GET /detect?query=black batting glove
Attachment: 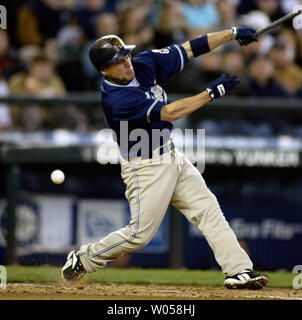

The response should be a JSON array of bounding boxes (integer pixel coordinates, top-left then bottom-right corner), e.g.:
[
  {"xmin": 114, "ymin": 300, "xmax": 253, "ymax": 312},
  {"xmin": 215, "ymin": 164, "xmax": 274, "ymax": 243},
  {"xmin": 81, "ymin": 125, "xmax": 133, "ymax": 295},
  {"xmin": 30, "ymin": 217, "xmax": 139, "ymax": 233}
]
[
  {"xmin": 232, "ymin": 26, "xmax": 258, "ymax": 46},
  {"xmin": 206, "ymin": 74, "xmax": 240, "ymax": 101}
]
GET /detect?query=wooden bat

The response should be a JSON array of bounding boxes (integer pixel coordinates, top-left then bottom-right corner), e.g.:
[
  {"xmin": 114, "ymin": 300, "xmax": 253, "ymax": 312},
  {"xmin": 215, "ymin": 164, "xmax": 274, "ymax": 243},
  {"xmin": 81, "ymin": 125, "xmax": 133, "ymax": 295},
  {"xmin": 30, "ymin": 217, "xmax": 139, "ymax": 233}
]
[{"xmin": 255, "ymin": 10, "xmax": 302, "ymax": 36}]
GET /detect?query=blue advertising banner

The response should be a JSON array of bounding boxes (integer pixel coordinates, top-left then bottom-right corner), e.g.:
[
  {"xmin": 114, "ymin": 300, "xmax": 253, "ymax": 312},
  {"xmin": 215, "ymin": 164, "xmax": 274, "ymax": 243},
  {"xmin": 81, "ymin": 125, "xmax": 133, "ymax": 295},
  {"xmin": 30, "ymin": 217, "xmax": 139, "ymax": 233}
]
[
  {"xmin": 0, "ymin": 195, "xmax": 170, "ymax": 266},
  {"xmin": 183, "ymin": 196, "xmax": 302, "ymax": 271},
  {"xmin": 2, "ymin": 192, "xmax": 300, "ymax": 271},
  {"xmin": 0, "ymin": 195, "xmax": 74, "ymax": 263},
  {"xmin": 77, "ymin": 199, "xmax": 169, "ymax": 254}
]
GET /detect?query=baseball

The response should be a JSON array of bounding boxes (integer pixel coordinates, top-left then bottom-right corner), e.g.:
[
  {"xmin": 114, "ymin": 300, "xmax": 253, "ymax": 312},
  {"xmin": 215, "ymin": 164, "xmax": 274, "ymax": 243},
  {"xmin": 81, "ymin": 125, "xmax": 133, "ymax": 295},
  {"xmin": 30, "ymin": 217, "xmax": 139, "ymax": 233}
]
[{"xmin": 50, "ymin": 169, "xmax": 65, "ymax": 184}]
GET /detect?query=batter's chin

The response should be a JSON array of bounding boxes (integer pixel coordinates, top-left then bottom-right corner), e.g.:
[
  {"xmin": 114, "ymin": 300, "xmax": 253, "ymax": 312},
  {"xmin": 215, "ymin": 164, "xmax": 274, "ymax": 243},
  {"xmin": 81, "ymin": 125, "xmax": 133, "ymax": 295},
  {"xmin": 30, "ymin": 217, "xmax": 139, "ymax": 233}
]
[
  {"xmin": 128, "ymin": 69, "xmax": 135, "ymax": 79},
  {"xmin": 124, "ymin": 71, "xmax": 135, "ymax": 83}
]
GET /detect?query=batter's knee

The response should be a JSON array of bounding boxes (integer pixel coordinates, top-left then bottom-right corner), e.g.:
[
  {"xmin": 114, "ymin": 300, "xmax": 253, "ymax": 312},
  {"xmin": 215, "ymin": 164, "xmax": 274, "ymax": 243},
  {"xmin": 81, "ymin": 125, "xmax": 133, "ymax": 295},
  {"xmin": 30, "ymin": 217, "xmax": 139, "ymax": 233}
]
[
  {"xmin": 132, "ymin": 233, "xmax": 153, "ymax": 249},
  {"xmin": 123, "ymin": 224, "xmax": 154, "ymax": 250}
]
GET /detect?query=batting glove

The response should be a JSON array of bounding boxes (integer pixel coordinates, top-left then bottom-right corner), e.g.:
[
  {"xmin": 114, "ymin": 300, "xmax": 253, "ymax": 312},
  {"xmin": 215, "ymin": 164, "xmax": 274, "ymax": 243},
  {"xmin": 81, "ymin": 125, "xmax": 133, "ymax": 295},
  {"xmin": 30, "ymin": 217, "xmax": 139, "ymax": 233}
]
[
  {"xmin": 232, "ymin": 27, "xmax": 258, "ymax": 46},
  {"xmin": 206, "ymin": 74, "xmax": 240, "ymax": 101}
]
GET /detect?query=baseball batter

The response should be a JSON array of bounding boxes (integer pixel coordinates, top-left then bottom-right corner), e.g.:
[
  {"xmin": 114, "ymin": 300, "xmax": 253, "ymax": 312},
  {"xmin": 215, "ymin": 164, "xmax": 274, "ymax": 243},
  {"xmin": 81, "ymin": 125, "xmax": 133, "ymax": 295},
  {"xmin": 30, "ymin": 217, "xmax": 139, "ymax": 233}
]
[{"xmin": 62, "ymin": 27, "xmax": 269, "ymax": 289}]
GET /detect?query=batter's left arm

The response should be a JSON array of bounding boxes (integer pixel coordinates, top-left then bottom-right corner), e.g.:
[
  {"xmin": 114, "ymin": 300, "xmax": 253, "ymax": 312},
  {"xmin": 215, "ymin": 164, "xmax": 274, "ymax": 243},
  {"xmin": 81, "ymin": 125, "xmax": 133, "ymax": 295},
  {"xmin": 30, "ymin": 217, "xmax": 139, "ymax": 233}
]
[{"xmin": 182, "ymin": 27, "xmax": 257, "ymax": 59}]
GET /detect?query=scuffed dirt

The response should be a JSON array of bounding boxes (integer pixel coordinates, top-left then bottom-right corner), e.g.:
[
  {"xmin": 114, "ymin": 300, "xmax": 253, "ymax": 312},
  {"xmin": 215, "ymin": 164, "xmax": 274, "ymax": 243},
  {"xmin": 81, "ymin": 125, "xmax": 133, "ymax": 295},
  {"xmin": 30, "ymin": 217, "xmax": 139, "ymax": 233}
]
[{"xmin": 0, "ymin": 283, "xmax": 301, "ymax": 300}]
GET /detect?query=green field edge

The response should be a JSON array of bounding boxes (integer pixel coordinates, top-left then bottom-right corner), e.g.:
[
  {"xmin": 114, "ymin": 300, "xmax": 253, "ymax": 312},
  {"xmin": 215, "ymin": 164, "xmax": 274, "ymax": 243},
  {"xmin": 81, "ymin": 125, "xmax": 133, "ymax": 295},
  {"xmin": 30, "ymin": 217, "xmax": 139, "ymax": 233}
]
[{"xmin": 4, "ymin": 266, "xmax": 295, "ymax": 289}]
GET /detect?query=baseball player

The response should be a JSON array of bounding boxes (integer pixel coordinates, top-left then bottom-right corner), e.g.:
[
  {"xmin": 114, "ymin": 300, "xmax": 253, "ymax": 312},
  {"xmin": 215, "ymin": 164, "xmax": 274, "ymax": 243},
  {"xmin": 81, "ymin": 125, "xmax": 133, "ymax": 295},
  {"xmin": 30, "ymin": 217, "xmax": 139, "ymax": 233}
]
[{"xmin": 62, "ymin": 27, "xmax": 269, "ymax": 289}]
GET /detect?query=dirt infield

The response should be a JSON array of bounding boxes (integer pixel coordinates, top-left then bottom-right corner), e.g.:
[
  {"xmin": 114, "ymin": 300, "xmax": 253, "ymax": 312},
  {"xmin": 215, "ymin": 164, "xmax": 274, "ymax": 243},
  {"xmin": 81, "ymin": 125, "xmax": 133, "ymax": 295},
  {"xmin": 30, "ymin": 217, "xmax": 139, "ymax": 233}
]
[{"xmin": 1, "ymin": 283, "xmax": 301, "ymax": 300}]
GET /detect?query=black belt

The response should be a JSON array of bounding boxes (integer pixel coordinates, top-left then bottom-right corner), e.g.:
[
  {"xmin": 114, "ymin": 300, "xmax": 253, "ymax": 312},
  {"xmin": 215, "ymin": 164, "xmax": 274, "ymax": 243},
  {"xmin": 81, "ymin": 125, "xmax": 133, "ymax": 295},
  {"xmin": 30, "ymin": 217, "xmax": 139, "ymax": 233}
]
[{"xmin": 127, "ymin": 141, "xmax": 175, "ymax": 160}]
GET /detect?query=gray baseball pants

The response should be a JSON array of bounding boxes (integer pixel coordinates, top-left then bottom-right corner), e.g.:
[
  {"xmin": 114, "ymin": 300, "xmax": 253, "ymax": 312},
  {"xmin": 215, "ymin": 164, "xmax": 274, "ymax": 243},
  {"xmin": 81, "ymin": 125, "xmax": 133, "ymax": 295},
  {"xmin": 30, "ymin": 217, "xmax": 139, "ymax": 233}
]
[{"xmin": 79, "ymin": 145, "xmax": 253, "ymax": 276}]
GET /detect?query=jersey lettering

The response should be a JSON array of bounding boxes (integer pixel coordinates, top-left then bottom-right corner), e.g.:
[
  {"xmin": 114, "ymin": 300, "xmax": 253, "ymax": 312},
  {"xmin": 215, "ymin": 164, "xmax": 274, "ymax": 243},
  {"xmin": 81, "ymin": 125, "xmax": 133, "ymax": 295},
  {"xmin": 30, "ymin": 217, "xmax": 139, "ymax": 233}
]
[
  {"xmin": 150, "ymin": 85, "xmax": 164, "ymax": 102},
  {"xmin": 151, "ymin": 48, "xmax": 170, "ymax": 54}
]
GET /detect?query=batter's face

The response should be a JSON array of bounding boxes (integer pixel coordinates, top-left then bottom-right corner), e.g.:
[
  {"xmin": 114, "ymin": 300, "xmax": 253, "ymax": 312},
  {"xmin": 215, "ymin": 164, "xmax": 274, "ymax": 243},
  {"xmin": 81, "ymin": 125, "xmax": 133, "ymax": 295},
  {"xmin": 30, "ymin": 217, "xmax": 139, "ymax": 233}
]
[{"xmin": 101, "ymin": 54, "xmax": 135, "ymax": 85}]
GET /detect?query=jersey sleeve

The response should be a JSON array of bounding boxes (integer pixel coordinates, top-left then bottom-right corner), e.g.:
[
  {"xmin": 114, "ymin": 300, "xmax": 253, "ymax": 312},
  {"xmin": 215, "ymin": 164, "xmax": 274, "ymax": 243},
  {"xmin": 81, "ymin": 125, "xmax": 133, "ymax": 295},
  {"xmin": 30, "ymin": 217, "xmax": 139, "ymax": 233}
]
[
  {"xmin": 133, "ymin": 44, "xmax": 189, "ymax": 82},
  {"xmin": 111, "ymin": 90, "xmax": 164, "ymax": 124}
]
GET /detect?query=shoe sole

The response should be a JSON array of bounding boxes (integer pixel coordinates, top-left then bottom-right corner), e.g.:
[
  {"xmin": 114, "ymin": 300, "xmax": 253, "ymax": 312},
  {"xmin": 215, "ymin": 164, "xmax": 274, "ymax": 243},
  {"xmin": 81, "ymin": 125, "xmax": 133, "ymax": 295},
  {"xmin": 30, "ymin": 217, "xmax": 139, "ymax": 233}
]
[{"xmin": 224, "ymin": 275, "xmax": 269, "ymax": 290}]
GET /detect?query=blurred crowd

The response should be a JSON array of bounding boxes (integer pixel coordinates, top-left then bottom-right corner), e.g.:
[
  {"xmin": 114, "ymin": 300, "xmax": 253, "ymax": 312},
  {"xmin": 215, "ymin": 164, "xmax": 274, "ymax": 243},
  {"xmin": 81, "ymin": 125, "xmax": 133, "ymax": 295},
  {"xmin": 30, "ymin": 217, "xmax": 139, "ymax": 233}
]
[{"xmin": 0, "ymin": 0, "xmax": 302, "ymax": 132}]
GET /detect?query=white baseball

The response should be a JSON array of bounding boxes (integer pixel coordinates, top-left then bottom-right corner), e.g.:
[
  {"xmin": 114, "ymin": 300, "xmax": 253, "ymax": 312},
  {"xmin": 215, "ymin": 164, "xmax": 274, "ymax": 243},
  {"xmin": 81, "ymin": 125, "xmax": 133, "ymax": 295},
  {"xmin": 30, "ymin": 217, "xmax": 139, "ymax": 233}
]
[{"xmin": 50, "ymin": 169, "xmax": 65, "ymax": 184}]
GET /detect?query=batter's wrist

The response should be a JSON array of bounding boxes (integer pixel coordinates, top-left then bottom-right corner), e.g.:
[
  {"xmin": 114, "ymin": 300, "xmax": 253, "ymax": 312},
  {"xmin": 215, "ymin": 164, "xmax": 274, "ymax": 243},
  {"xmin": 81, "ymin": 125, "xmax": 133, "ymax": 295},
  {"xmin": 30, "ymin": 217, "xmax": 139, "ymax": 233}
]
[
  {"xmin": 231, "ymin": 27, "xmax": 237, "ymax": 40},
  {"xmin": 206, "ymin": 88, "xmax": 215, "ymax": 101}
]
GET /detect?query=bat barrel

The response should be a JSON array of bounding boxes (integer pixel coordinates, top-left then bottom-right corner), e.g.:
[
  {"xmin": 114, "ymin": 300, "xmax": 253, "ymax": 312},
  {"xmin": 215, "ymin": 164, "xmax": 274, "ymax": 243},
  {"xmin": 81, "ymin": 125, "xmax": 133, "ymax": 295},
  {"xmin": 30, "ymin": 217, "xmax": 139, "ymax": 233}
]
[{"xmin": 255, "ymin": 9, "xmax": 302, "ymax": 36}]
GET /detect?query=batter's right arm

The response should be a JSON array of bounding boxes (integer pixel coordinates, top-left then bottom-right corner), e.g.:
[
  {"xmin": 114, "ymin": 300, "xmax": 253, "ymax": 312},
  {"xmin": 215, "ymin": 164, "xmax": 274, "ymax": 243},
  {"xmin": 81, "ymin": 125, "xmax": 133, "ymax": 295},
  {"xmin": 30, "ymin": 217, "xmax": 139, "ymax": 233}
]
[
  {"xmin": 160, "ymin": 74, "xmax": 240, "ymax": 121},
  {"xmin": 160, "ymin": 91, "xmax": 211, "ymax": 121}
]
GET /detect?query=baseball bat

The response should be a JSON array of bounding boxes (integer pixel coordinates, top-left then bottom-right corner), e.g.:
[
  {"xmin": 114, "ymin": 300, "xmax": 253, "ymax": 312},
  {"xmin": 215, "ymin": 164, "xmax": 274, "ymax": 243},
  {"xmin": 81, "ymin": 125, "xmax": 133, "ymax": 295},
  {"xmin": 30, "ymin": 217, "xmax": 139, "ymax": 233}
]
[{"xmin": 255, "ymin": 10, "xmax": 302, "ymax": 36}]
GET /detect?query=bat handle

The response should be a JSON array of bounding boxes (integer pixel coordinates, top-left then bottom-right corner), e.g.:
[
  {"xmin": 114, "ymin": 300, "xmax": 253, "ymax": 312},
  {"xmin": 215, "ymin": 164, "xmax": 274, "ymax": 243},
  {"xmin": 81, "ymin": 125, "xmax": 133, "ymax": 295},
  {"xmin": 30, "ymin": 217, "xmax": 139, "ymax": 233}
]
[
  {"xmin": 255, "ymin": 29, "xmax": 268, "ymax": 36},
  {"xmin": 255, "ymin": 30, "xmax": 263, "ymax": 36}
]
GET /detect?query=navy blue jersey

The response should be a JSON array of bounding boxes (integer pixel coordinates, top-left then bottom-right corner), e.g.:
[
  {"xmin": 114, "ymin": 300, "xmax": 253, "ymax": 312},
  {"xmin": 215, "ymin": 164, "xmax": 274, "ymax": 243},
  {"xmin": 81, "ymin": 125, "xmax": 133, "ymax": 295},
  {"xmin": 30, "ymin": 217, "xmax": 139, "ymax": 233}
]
[{"xmin": 100, "ymin": 44, "xmax": 189, "ymax": 158}]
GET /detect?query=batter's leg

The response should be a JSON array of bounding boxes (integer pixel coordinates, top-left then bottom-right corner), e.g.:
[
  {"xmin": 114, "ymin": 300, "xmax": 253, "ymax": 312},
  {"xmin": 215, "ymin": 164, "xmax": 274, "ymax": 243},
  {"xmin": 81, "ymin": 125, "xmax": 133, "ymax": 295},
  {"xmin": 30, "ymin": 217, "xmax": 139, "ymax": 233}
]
[
  {"xmin": 170, "ymin": 149, "xmax": 253, "ymax": 276},
  {"xmin": 79, "ymin": 153, "xmax": 179, "ymax": 273}
]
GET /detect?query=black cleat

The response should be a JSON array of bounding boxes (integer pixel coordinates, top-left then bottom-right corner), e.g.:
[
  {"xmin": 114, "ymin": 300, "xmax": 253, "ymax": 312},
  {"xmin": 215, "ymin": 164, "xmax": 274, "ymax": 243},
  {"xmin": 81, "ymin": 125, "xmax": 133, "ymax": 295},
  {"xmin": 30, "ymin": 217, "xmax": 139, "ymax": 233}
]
[
  {"xmin": 61, "ymin": 250, "xmax": 86, "ymax": 282},
  {"xmin": 224, "ymin": 269, "xmax": 269, "ymax": 290}
]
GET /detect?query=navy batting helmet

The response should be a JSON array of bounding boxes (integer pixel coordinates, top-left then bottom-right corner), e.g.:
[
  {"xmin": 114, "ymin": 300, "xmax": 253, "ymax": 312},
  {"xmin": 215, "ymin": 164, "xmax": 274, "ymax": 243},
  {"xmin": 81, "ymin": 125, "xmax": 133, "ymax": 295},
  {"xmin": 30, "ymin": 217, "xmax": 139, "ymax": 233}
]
[{"xmin": 89, "ymin": 35, "xmax": 136, "ymax": 72}]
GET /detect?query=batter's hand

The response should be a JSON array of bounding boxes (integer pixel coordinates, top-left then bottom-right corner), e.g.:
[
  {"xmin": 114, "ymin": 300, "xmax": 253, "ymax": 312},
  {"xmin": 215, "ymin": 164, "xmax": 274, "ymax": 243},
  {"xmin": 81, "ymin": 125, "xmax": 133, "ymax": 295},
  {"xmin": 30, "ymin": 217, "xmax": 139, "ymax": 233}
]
[
  {"xmin": 232, "ymin": 27, "xmax": 258, "ymax": 46},
  {"xmin": 206, "ymin": 74, "xmax": 240, "ymax": 101}
]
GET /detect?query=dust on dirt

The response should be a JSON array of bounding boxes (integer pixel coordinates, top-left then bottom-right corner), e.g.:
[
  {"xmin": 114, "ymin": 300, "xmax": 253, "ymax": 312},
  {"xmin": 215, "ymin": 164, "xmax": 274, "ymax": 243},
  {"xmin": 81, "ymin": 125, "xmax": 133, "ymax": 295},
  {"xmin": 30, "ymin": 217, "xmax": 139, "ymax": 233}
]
[{"xmin": 0, "ymin": 283, "xmax": 301, "ymax": 300}]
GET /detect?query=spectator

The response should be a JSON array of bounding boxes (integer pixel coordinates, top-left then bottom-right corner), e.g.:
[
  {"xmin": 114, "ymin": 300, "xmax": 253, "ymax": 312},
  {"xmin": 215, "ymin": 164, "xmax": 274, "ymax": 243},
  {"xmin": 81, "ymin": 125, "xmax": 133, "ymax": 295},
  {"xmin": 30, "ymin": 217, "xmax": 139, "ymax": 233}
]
[
  {"xmin": 8, "ymin": 54, "xmax": 86, "ymax": 131},
  {"xmin": 0, "ymin": 29, "xmax": 25, "ymax": 80},
  {"xmin": 236, "ymin": 0, "xmax": 257, "ymax": 15},
  {"xmin": 221, "ymin": 50, "xmax": 245, "ymax": 77},
  {"xmin": 3, "ymin": 0, "xmax": 25, "ymax": 47},
  {"xmin": 0, "ymin": 73, "xmax": 12, "ymax": 130},
  {"xmin": 153, "ymin": 0, "xmax": 188, "ymax": 48},
  {"xmin": 210, "ymin": 0, "xmax": 240, "ymax": 51},
  {"xmin": 164, "ymin": 49, "xmax": 225, "ymax": 95},
  {"xmin": 238, "ymin": 10, "xmax": 274, "ymax": 57},
  {"xmin": 295, "ymin": 85, "xmax": 302, "ymax": 98},
  {"xmin": 268, "ymin": 40, "xmax": 302, "ymax": 95},
  {"xmin": 118, "ymin": 4, "xmax": 154, "ymax": 53},
  {"xmin": 161, "ymin": 61, "xmax": 201, "ymax": 95},
  {"xmin": 16, "ymin": 0, "xmax": 72, "ymax": 46},
  {"xmin": 277, "ymin": 28, "xmax": 299, "ymax": 63},
  {"xmin": 213, "ymin": 0, "xmax": 239, "ymax": 30},
  {"xmin": 75, "ymin": 0, "xmax": 113, "ymax": 41},
  {"xmin": 239, "ymin": 9, "xmax": 272, "ymax": 30},
  {"xmin": 221, "ymin": 50, "xmax": 247, "ymax": 96},
  {"xmin": 280, "ymin": 0, "xmax": 302, "ymax": 15},
  {"xmin": 56, "ymin": 13, "xmax": 85, "ymax": 52},
  {"xmin": 180, "ymin": 0, "xmax": 220, "ymax": 37},
  {"xmin": 19, "ymin": 45, "xmax": 42, "ymax": 69},
  {"xmin": 81, "ymin": 12, "xmax": 120, "ymax": 88},
  {"xmin": 19, "ymin": 54, "xmax": 60, "ymax": 98},
  {"xmin": 140, "ymin": 0, "xmax": 160, "ymax": 27},
  {"xmin": 94, "ymin": 12, "xmax": 120, "ymax": 36},
  {"xmin": 55, "ymin": 12, "xmax": 86, "ymax": 91},
  {"xmin": 195, "ymin": 51, "xmax": 224, "ymax": 86},
  {"xmin": 255, "ymin": 0, "xmax": 283, "ymax": 21},
  {"xmin": 245, "ymin": 55, "xmax": 289, "ymax": 97}
]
